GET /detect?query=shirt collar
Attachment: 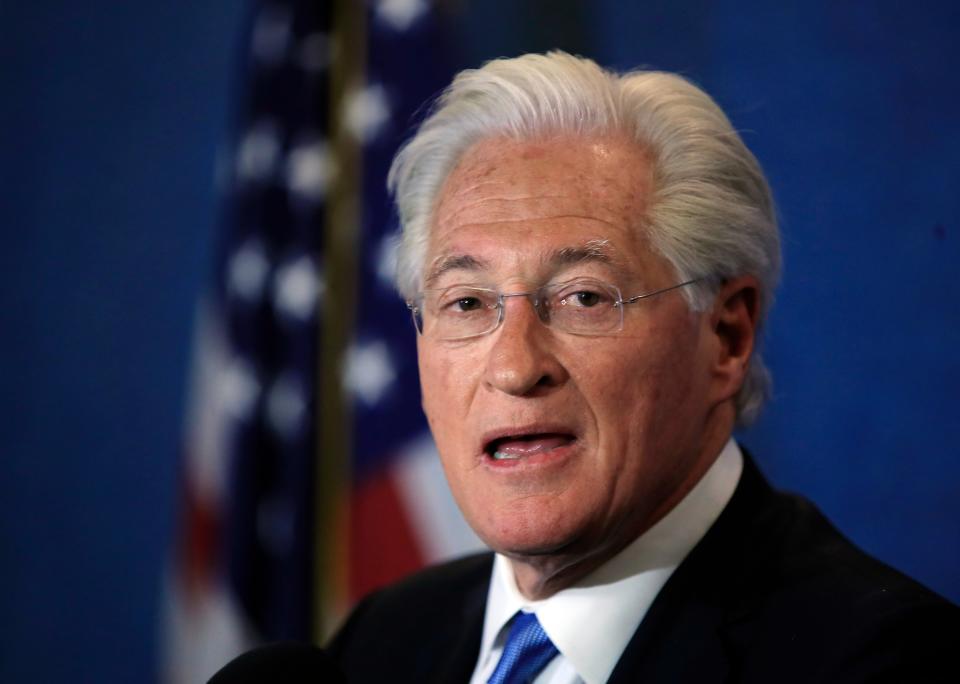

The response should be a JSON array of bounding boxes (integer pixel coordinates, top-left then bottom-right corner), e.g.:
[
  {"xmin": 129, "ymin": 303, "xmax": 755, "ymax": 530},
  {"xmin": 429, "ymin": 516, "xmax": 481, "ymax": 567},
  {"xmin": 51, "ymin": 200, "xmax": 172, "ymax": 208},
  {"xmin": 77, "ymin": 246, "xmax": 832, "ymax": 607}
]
[{"xmin": 477, "ymin": 438, "xmax": 744, "ymax": 684}]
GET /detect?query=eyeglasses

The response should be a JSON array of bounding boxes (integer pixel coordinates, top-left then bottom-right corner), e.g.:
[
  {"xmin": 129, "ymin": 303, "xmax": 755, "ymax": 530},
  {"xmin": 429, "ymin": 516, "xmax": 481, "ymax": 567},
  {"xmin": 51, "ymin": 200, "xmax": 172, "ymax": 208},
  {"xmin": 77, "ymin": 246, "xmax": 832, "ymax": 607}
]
[{"xmin": 408, "ymin": 277, "xmax": 701, "ymax": 341}]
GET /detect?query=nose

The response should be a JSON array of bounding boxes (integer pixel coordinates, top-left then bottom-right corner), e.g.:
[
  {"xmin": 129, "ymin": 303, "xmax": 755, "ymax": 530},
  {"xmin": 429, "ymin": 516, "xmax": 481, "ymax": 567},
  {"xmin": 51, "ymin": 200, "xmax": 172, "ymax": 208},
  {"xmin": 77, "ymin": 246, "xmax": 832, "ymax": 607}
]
[{"xmin": 482, "ymin": 295, "xmax": 568, "ymax": 396}]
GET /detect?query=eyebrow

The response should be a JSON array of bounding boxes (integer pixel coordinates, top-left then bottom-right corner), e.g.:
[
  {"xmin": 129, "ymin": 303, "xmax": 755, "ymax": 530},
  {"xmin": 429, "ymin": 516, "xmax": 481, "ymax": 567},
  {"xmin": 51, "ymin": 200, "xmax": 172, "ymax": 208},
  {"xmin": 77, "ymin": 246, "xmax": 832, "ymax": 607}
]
[
  {"xmin": 552, "ymin": 240, "xmax": 614, "ymax": 269},
  {"xmin": 424, "ymin": 254, "xmax": 488, "ymax": 288},
  {"xmin": 423, "ymin": 239, "xmax": 627, "ymax": 289}
]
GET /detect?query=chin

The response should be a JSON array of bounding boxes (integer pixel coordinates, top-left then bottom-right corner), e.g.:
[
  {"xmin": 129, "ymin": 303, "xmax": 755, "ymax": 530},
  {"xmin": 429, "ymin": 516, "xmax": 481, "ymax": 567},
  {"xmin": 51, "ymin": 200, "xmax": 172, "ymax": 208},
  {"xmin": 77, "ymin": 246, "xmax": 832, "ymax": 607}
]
[
  {"xmin": 473, "ymin": 505, "xmax": 591, "ymax": 559},
  {"xmin": 488, "ymin": 532, "xmax": 572, "ymax": 559}
]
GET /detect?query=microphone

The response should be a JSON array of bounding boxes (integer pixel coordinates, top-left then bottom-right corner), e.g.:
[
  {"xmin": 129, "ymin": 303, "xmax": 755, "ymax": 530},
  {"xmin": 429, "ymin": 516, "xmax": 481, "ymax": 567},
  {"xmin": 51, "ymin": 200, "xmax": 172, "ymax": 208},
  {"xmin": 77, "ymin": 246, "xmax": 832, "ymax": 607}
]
[{"xmin": 207, "ymin": 642, "xmax": 347, "ymax": 683}]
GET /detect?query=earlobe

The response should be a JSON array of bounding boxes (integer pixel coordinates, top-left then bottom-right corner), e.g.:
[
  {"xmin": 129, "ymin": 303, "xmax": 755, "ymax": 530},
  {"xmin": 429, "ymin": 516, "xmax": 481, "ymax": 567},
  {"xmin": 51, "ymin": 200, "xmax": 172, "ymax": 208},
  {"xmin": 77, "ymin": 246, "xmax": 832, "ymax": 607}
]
[{"xmin": 711, "ymin": 276, "xmax": 761, "ymax": 394}]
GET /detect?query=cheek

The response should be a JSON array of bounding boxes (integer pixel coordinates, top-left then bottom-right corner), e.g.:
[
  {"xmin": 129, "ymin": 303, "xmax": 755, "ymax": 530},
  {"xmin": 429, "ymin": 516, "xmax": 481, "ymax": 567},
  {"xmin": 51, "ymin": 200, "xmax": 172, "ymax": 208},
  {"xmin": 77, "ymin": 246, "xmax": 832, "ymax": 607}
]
[
  {"xmin": 586, "ymin": 323, "xmax": 701, "ymax": 444},
  {"xmin": 417, "ymin": 344, "xmax": 477, "ymax": 443}
]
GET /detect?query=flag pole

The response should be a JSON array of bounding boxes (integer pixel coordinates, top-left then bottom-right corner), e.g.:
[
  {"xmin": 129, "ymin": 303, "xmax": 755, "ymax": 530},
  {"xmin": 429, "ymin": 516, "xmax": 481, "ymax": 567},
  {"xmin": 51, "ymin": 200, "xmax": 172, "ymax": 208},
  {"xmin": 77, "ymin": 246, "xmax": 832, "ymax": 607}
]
[{"xmin": 314, "ymin": 0, "xmax": 366, "ymax": 643}]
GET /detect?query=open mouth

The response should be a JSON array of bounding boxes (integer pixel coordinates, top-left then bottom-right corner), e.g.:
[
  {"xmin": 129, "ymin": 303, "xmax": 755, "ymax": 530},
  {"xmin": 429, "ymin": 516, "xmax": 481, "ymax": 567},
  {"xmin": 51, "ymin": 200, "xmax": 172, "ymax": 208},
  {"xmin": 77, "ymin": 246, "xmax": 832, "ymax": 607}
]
[{"xmin": 484, "ymin": 433, "xmax": 576, "ymax": 461}]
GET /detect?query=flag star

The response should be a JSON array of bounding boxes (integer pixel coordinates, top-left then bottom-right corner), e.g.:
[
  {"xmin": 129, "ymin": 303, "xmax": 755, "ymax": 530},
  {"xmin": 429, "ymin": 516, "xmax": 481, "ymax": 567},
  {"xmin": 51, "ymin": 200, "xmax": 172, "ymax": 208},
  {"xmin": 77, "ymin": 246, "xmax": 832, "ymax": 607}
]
[
  {"xmin": 236, "ymin": 121, "xmax": 281, "ymax": 181},
  {"xmin": 228, "ymin": 240, "xmax": 270, "ymax": 301},
  {"xmin": 266, "ymin": 373, "xmax": 306, "ymax": 438},
  {"xmin": 343, "ymin": 341, "xmax": 397, "ymax": 406},
  {"xmin": 297, "ymin": 32, "xmax": 330, "ymax": 72},
  {"xmin": 376, "ymin": 231, "xmax": 400, "ymax": 289},
  {"xmin": 376, "ymin": 0, "xmax": 427, "ymax": 31},
  {"xmin": 285, "ymin": 139, "xmax": 335, "ymax": 202},
  {"xmin": 220, "ymin": 359, "xmax": 261, "ymax": 420},
  {"xmin": 343, "ymin": 84, "xmax": 391, "ymax": 143},
  {"xmin": 252, "ymin": 5, "xmax": 292, "ymax": 63},
  {"xmin": 273, "ymin": 254, "xmax": 323, "ymax": 321}
]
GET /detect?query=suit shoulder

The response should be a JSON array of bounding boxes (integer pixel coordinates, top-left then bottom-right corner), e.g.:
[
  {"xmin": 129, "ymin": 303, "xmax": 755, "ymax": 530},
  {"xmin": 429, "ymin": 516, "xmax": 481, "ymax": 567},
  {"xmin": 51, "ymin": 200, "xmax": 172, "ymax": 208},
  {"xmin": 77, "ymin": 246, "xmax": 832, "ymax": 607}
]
[
  {"xmin": 728, "ymin": 487, "xmax": 960, "ymax": 679},
  {"xmin": 758, "ymin": 490, "xmax": 951, "ymax": 612},
  {"xmin": 327, "ymin": 553, "xmax": 491, "ymax": 651},
  {"xmin": 725, "ymin": 458, "xmax": 951, "ymax": 613},
  {"xmin": 327, "ymin": 553, "xmax": 492, "ymax": 683}
]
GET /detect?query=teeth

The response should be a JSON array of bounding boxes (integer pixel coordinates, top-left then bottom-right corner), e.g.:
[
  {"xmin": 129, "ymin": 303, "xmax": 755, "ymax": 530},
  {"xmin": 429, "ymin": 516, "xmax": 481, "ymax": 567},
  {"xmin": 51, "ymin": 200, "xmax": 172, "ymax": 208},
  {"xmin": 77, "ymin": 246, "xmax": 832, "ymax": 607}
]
[{"xmin": 493, "ymin": 451, "xmax": 521, "ymax": 461}]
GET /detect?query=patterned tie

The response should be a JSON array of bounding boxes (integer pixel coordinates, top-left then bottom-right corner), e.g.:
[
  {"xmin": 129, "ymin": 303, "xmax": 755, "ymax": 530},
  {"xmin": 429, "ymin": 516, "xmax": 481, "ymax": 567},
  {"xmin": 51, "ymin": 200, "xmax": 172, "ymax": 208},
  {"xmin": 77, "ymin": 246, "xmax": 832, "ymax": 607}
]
[{"xmin": 487, "ymin": 612, "xmax": 560, "ymax": 684}]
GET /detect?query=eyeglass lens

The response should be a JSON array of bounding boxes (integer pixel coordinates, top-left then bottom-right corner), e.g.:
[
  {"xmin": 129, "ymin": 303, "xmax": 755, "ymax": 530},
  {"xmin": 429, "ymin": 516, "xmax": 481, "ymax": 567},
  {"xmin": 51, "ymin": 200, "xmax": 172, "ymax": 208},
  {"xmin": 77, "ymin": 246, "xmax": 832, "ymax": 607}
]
[{"xmin": 419, "ymin": 279, "xmax": 624, "ymax": 340}]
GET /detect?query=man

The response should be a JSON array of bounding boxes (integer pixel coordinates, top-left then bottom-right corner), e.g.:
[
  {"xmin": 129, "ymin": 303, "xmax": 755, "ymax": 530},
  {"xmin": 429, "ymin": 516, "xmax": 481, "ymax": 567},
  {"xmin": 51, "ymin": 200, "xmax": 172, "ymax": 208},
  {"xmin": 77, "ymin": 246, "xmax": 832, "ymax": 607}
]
[
  {"xmin": 325, "ymin": 52, "xmax": 958, "ymax": 682},
  {"xmin": 215, "ymin": 52, "xmax": 958, "ymax": 683}
]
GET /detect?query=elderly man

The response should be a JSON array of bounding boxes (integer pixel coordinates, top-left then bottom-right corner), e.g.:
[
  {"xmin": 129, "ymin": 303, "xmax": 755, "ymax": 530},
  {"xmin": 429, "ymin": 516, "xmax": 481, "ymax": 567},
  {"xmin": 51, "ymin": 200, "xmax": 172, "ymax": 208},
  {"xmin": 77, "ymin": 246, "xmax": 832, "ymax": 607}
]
[
  {"xmin": 214, "ymin": 52, "xmax": 958, "ymax": 683},
  {"xmin": 323, "ymin": 52, "xmax": 959, "ymax": 682}
]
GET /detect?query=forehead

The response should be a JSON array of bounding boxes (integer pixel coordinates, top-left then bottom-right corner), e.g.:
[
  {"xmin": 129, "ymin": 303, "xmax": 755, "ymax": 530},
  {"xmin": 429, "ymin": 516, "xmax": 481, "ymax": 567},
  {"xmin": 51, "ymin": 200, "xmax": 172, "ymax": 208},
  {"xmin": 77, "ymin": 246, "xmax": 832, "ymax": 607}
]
[{"xmin": 428, "ymin": 133, "xmax": 658, "ymax": 283}]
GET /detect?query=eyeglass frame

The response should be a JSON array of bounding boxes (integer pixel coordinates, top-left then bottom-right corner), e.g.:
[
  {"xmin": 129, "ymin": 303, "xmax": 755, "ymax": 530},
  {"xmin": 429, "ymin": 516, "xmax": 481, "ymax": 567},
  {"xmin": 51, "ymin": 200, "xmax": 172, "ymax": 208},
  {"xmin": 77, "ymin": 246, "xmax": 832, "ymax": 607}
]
[{"xmin": 407, "ymin": 277, "xmax": 704, "ymax": 341}]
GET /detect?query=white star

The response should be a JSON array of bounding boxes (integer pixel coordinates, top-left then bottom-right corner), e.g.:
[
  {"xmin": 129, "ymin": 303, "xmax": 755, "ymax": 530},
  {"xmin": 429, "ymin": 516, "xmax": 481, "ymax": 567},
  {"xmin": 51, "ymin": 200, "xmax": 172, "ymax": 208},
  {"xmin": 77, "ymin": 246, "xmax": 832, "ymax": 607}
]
[
  {"xmin": 285, "ymin": 139, "xmax": 335, "ymax": 202},
  {"xmin": 376, "ymin": 231, "xmax": 400, "ymax": 289},
  {"xmin": 342, "ymin": 341, "xmax": 397, "ymax": 406},
  {"xmin": 273, "ymin": 254, "xmax": 323, "ymax": 321},
  {"xmin": 252, "ymin": 6, "xmax": 292, "ymax": 63},
  {"xmin": 298, "ymin": 32, "xmax": 329, "ymax": 72},
  {"xmin": 228, "ymin": 240, "xmax": 270, "ymax": 301},
  {"xmin": 376, "ymin": 0, "xmax": 427, "ymax": 31},
  {"xmin": 266, "ymin": 373, "xmax": 306, "ymax": 438},
  {"xmin": 343, "ymin": 84, "xmax": 391, "ymax": 143},
  {"xmin": 237, "ymin": 121, "xmax": 280, "ymax": 181},
  {"xmin": 220, "ymin": 359, "xmax": 261, "ymax": 420}
]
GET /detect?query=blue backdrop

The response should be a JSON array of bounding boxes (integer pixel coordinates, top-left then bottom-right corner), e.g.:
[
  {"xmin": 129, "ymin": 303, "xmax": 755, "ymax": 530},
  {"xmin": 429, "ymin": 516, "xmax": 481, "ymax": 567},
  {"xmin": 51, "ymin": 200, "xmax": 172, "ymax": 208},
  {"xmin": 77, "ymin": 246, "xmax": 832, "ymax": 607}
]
[{"xmin": 1, "ymin": 2, "xmax": 957, "ymax": 682}]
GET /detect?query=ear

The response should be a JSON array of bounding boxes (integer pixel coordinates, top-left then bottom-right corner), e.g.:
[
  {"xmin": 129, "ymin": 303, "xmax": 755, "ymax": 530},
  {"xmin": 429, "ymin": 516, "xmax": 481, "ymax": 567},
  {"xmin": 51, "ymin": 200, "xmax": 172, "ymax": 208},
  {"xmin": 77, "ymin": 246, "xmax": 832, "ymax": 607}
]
[{"xmin": 708, "ymin": 275, "xmax": 761, "ymax": 401}]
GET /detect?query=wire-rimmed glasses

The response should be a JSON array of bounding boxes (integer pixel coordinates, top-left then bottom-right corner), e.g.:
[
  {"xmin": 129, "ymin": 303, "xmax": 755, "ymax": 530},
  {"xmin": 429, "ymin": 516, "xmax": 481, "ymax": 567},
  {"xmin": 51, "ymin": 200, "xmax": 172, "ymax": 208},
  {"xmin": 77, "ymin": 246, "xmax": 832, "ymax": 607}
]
[{"xmin": 408, "ymin": 277, "xmax": 701, "ymax": 341}]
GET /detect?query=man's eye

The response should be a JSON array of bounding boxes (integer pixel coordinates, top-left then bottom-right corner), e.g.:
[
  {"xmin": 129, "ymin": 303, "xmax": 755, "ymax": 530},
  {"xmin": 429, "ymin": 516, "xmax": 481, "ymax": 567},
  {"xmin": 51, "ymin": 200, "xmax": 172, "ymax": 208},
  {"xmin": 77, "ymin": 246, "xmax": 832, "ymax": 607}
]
[
  {"xmin": 454, "ymin": 297, "xmax": 482, "ymax": 312},
  {"xmin": 564, "ymin": 290, "xmax": 604, "ymax": 307}
]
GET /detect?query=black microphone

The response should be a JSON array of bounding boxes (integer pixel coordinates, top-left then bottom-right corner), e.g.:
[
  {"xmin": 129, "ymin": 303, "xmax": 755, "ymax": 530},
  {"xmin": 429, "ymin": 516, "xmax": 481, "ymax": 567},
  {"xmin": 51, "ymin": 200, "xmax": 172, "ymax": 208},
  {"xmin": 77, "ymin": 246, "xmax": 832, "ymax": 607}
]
[{"xmin": 207, "ymin": 642, "xmax": 347, "ymax": 684}]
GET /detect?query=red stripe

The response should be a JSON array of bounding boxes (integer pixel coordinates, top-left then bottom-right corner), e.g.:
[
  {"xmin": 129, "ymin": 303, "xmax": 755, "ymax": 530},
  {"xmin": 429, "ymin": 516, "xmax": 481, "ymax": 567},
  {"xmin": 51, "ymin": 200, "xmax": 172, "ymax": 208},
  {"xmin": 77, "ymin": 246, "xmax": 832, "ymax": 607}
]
[
  {"xmin": 349, "ymin": 466, "xmax": 426, "ymax": 602},
  {"xmin": 174, "ymin": 463, "xmax": 221, "ymax": 601}
]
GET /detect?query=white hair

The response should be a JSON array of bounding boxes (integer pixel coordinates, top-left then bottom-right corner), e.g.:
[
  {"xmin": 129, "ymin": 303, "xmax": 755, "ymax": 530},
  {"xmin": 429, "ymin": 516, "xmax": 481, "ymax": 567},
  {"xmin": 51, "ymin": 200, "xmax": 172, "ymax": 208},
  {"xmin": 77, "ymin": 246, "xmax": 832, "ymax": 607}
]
[{"xmin": 388, "ymin": 51, "xmax": 781, "ymax": 425}]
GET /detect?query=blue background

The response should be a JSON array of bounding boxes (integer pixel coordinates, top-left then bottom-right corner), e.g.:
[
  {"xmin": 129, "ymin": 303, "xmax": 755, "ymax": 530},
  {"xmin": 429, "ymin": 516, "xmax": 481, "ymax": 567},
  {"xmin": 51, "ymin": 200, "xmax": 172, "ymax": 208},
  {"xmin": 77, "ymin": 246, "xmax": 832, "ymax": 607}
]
[{"xmin": 2, "ymin": 1, "xmax": 957, "ymax": 681}]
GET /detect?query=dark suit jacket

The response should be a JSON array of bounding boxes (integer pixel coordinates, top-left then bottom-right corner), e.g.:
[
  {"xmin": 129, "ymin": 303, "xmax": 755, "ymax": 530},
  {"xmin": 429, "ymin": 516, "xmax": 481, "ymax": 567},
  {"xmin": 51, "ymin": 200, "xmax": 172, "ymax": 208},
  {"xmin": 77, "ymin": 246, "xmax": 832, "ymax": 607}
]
[{"xmin": 328, "ymin": 455, "xmax": 959, "ymax": 682}]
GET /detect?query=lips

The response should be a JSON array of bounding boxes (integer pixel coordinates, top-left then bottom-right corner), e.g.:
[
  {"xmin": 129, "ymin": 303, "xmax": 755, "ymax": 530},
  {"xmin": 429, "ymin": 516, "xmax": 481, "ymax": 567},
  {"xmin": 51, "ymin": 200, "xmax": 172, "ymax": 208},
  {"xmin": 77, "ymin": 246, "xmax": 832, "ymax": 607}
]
[{"xmin": 483, "ymin": 430, "xmax": 577, "ymax": 462}]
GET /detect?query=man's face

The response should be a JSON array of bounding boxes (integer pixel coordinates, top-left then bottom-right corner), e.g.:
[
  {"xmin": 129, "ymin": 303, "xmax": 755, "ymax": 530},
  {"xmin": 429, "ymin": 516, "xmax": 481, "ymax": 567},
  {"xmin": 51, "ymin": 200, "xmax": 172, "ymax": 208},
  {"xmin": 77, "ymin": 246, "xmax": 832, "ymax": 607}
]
[{"xmin": 418, "ymin": 134, "xmax": 724, "ymax": 583}]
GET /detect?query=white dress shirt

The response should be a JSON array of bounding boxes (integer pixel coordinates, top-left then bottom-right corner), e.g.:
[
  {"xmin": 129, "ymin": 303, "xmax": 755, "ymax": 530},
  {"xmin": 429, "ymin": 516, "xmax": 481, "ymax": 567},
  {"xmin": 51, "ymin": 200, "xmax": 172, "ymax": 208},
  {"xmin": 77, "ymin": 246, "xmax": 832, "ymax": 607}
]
[{"xmin": 469, "ymin": 439, "xmax": 744, "ymax": 684}]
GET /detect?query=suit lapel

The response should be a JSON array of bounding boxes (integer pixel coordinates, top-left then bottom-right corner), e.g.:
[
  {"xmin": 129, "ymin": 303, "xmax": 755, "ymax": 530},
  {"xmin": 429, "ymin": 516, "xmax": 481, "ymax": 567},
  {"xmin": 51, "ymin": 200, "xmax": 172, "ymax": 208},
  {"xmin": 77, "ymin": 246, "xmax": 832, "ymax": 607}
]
[
  {"xmin": 608, "ymin": 453, "xmax": 776, "ymax": 683},
  {"xmin": 432, "ymin": 556, "xmax": 491, "ymax": 683},
  {"xmin": 607, "ymin": 595, "xmax": 730, "ymax": 683}
]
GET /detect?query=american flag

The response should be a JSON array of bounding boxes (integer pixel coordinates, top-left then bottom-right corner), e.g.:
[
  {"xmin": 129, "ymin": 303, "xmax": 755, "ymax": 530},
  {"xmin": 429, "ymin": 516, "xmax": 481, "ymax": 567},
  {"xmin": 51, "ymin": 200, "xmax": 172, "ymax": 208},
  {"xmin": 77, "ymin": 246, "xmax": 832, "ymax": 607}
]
[{"xmin": 163, "ymin": 1, "xmax": 482, "ymax": 681}]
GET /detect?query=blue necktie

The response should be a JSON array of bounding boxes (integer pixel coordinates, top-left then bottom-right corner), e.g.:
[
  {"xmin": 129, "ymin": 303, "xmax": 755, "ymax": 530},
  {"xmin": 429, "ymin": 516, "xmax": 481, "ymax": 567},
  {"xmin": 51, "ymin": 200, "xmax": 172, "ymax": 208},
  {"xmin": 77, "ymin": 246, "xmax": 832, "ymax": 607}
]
[{"xmin": 487, "ymin": 612, "xmax": 560, "ymax": 684}]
